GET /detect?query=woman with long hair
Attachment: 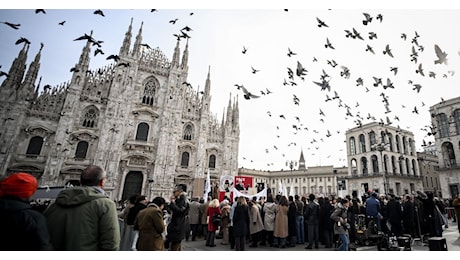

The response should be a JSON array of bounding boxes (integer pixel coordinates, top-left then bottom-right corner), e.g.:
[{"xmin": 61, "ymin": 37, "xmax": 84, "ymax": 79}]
[{"xmin": 232, "ymin": 196, "xmax": 249, "ymax": 251}]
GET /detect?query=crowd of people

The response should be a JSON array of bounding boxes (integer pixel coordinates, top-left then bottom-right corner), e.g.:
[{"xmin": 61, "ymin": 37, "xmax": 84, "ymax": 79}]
[{"xmin": 1, "ymin": 166, "xmax": 460, "ymax": 251}]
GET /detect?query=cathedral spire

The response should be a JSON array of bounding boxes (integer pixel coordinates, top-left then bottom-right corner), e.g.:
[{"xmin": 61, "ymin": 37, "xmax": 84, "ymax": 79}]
[
  {"xmin": 181, "ymin": 38, "xmax": 189, "ymax": 70},
  {"xmin": 0, "ymin": 42, "xmax": 29, "ymax": 90},
  {"xmin": 299, "ymin": 148, "xmax": 306, "ymax": 170},
  {"xmin": 22, "ymin": 43, "xmax": 43, "ymax": 98},
  {"xmin": 132, "ymin": 21, "xmax": 143, "ymax": 57},
  {"xmin": 232, "ymin": 95, "xmax": 239, "ymax": 129},
  {"xmin": 76, "ymin": 31, "xmax": 92, "ymax": 73},
  {"xmin": 204, "ymin": 66, "xmax": 211, "ymax": 96},
  {"xmin": 119, "ymin": 18, "xmax": 133, "ymax": 57},
  {"xmin": 226, "ymin": 93, "xmax": 232, "ymax": 126},
  {"xmin": 171, "ymin": 39, "xmax": 181, "ymax": 68}
]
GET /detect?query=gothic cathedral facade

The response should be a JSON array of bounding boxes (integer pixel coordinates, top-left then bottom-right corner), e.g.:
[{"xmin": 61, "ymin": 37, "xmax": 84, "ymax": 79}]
[{"xmin": 0, "ymin": 19, "xmax": 240, "ymax": 201}]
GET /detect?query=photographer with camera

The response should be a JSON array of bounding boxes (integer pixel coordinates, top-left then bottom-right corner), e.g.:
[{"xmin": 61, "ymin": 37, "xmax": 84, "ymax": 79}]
[{"xmin": 330, "ymin": 198, "xmax": 350, "ymax": 251}]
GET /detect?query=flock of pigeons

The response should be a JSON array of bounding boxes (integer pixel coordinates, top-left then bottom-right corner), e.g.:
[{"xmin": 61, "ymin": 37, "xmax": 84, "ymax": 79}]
[{"xmin": 0, "ymin": 10, "xmax": 457, "ymax": 170}]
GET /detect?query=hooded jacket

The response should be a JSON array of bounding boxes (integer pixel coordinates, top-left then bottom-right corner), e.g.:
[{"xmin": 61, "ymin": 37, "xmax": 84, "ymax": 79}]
[
  {"xmin": 0, "ymin": 196, "xmax": 52, "ymax": 250},
  {"xmin": 44, "ymin": 186, "xmax": 120, "ymax": 250}
]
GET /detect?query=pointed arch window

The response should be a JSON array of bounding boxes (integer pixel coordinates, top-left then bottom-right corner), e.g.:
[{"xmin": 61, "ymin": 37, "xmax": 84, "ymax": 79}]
[
  {"xmin": 135, "ymin": 122, "xmax": 149, "ymax": 141},
  {"xmin": 181, "ymin": 152, "xmax": 190, "ymax": 168},
  {"xmin": 82, "ymin": 107, "xmax": 98, "ymax": 128},
  {"xmin": 209, "ymin": 154, "xmax": 216, "ymax": 169},
  {"xmin": 142, "ymin": 79, "xmax": 156, "ymax": 106},
  {"xmin": 183, "ymin": 124, "xmax": 193, "ymax": 140},
  {"xmin": 26, "ymin": 136, "xmax": 43, "ymax": 157},
  {"xmin": 75, "ymin": 141, "xmax": 88, "ymax": 160}
]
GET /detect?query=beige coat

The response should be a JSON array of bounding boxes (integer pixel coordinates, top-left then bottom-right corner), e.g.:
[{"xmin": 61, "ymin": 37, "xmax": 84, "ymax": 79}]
[
  {"xmin": 249, "ymin": 203, "xmax": 264, "ymax": 235},
  {"xmin": 134, "ymin": 204, "xmax": 165, "ymax": 251},
  {"xmin": 273, "ymin": 204, "xmax": 288, "ymax": 238}
]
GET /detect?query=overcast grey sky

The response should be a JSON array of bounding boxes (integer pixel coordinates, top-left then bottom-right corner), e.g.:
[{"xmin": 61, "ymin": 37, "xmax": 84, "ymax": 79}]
[{"xmin": 1, "ymin": 1, "xmax": 460, "ymax": 172}]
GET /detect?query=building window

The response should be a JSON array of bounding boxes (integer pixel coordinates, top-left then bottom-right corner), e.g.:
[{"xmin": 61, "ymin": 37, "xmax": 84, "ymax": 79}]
[
  {"xmin": 361, "ymin": 157, "xmax": 368, "ymax": 175},
  {"xmin": 142, "ymin": 79, "xmax": 156, "ymax": 106},
  {"xmin": 437, "ymin": 113, "xmax": 449, "ymax": 138},
  {"xmin": 412, "ymin": 159, "xmax": 417, "ymax": 176},
  {"xmin": 391, "ymin": 156, "xmax": 397, "ymax": 175},
  {"xmin": 209, "ymin": 154, "xmax": 216, "ymax": 169},
  {"xmin": 371, "ymin": 155, "xmax": 379, "ymax": 173},
  {"xmin": 359, "ymin": 134, "xmax": 366, "ymax": 153},
  {"xmin": 349, "ymin": 137, "xmax": 356, "ymax": 155},
  {"xmin": 455, "ymin": 109, "xmax": 460, "ymax": 135},
  {"xmin": 82, "ymin": 107, "xmax": 98, "ymax": 128},
  {"xmin": 369, "ymin": 131, "xmax": 377, "ymax": 147},
  {"xmin": 183, "ymin": 124, "xmax": 193, "ymax": 140},
  {"xmin": 26, "ymin": 136, "xmax": 43, "ymax": 156},
  {"xmin": 75, "ymin": 141, "xmax": 88, "ymax": 159},
  {"xmin": 402, "ymin": 136, "xmax": 408, "ymax": 154},
  {"xmin": 405, "ymin": 158, "xmax": 410, "ymax": 175},
  {"xmin": 441, "ymin": 142, "xmax": 456, "ymax": 168},
  {"xmin": 395, "ymin": 135, "xmax": 401, "ymax": 153},
  {"xmin": 135, "ymin": 122, "xmax": 149, "ymax": 141},
  {"xmin": 181, "ymin": 152, "xmax": 190, "ymax": 168},
  {"xmin": 387, "ymin": 133, "xmax": 394, "ymax": 152}
]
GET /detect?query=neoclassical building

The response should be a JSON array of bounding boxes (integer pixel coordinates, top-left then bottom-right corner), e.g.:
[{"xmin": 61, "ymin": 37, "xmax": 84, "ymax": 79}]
[
  {"xmin": 429, "ymin": 96, "xmax": 460, "ymax": 197},
  {"xmin": 0, "ymin": 19, "xmax": 240, "ymax": 201},
  {"xmin": 345, "ymin": 122, "xmax": 423, "ymax": 196},
  {"xmin": 238, "ymin": 150, "xmax": 349, "ymax": 198}
]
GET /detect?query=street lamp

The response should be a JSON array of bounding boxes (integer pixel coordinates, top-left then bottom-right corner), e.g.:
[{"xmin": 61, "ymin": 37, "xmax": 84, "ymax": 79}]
[
  {"xmin": 372, "ymin": 142, "xmax": 389, "ymax": 194},
  {"xmin": 286, "ymin": 160, "xmax": 297, "ymax": 196}
]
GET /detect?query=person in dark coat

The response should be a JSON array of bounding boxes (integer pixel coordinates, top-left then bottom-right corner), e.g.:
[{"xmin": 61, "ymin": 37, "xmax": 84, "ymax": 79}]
[
  {"xmin": 422, "ymin": 191, "xmax": 436, "ymax": 237},
  {"xmin": 134, "ymin": 196, "xmax": 166, "ymax": 251},
  {"xmin": 127, "ymin": 195, "xmax": 148, "ymax": 250},
  {"xmin": 304, "ymin": 193, "xmax": 320, "ymax": 249},
  {"xmin": 319, "ymin": 197, "xmax": 334, "ymax": 248},
  {"xmin": 402, "ymin": 195, "xmax": 415, "ymax": 237},
  {"xmin": 287, "ymin": 195, "xmax": 297, "ymax": 247},
  {"xmin": 232, "ymin": 196, "xmax": 250, "ymax": 251},
  {"xmin": 386, "ymin": 194, "xmax": 403, "ymax": 237},
  {"xmin": 167, "ymin": 184, "xmax": 190, "ymax": 250},
  {"xmin": 0, "ymin": 172, "xmax": 52, "ymax": 250}
]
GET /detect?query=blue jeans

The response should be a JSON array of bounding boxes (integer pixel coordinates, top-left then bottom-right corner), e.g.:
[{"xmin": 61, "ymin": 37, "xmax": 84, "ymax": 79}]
[
  {"xmin": 336, "ymin": 233, "xmax": 349, "ymax": 251},
  {"xmin": 296, "ymin": 215, "xmax": 305, "ymax": 243}
]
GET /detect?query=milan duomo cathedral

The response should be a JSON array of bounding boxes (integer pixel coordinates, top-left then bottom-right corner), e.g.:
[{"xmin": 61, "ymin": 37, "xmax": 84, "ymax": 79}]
[{"xmin": 0, "ymin": 19, "xmax": 240, "ymax": 201}]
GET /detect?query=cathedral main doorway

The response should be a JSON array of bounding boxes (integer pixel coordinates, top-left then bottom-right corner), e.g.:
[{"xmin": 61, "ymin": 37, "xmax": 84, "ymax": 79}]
[{"xmin": 121, "ymin": 171, "xmax": 143, "ymax": 201}]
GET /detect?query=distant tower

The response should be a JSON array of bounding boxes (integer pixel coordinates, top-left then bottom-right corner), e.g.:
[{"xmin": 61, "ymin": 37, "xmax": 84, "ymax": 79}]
[{"xmin": 299, "ymin": 148, "xmax": 306, "ymax": 170}]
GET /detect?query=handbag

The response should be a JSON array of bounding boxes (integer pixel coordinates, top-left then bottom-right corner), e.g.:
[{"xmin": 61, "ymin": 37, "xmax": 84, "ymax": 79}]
[{"xmin": 212, "ymin": 213, "xmax": 221, "ymax": 225}]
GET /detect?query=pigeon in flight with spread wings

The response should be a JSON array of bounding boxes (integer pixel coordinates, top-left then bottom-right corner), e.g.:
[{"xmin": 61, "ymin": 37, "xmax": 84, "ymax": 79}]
[
  {"xmin": 296, "ymin": 61, "xmax": 307, "ymax": 77},
  {"xmin": 239, "ymin": 85, "xmax": 260, "ymax": 100},
  {"xmin": 2, "ymin": 21, "xmax": 20, "ymax": 30},
  {"xmin": 383, "ymin": 44, "xmax": 394, "ymax": 57},
  {"xmin": 434, "ymin": 44, "xmax": 448, "ymax": 65},
  {"xmin": 93, "ymin": 9, "xmax": 105, "ymax": 17},
  {"xmin": 324, "ymin": 38, "xmax": 335, "ymax": 49},
  {"xmin": 416, "ymin": 63, "xmax": 425, "ymax": 76},
  {"xmin": 362, "ymin": 13, "xmax": 373, "ymax": 25},
  {"xmin": 316, "ymin": 17, "xmax": 328, "ymax": 27},
  {"xmin": 287, "ymin": 48, "xmax": 297, "ymax": 57},
  {"xmin": 313, "ymin": 79, "xmax": 331, "ymax": 92},
  {"xmin": 365, "ymin": 45, "xmax": 375, "ymax": 54}
]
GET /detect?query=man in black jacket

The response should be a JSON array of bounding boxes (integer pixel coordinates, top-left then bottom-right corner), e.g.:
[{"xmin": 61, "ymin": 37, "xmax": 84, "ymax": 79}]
[
  {"xmin": 167, "ymin": 184, "xmax": 190, "ymax": 250},
  {"xmin": 0, "ymin": 172, "xmax": 52, "ymax": 250}
]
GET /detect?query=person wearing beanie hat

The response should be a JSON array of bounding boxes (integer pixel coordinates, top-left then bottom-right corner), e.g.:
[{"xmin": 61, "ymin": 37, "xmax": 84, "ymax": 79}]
[
  {"xmin": 44, "ymin": 165, "xmax": 120, "ymax": 250},
  {"xmin": 0, "ymin": 172, "xmax": 52, "ymax": 250}
]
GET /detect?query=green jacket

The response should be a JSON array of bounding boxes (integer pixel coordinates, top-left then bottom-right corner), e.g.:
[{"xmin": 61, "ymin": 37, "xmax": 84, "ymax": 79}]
[{"xmin": 44, "ymin": 186, "xmax": 120, "ymax": 250}]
